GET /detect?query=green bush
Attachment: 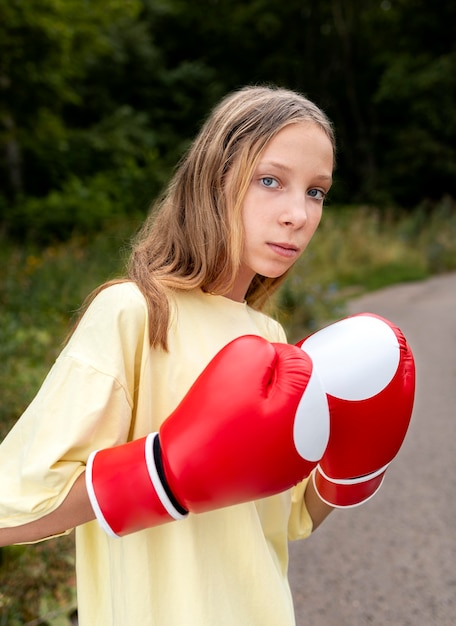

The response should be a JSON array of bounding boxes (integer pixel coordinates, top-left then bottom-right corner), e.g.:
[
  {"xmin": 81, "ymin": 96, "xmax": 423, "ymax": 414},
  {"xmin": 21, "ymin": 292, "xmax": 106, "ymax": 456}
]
[{"xmin": 3, "ymin": 154, "xmax": 166, "ymax": 244}]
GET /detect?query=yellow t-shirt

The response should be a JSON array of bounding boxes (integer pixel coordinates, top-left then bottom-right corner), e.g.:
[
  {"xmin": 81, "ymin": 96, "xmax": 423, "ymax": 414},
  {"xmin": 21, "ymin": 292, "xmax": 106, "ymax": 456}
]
[{"xmin": 0, "ymin": 283, "xmax": 313, "ymax": 626}]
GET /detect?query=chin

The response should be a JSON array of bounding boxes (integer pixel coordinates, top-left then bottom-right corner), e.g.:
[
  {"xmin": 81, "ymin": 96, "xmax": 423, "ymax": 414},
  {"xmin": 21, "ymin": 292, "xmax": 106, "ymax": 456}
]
[
  {"xmin": 262, "ymin": 265, "xmax": 294, "ymax": 279},
  {"xmin": 258, "ymin": 270, "xmax": 290, "ymax": 281}
]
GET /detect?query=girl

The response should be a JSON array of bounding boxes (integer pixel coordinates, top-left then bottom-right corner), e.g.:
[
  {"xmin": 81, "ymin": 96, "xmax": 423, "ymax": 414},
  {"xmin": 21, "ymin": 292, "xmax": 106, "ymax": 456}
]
[{"xmin": 0, "ymin": 85, "xmax": 335, "ymax": 625}]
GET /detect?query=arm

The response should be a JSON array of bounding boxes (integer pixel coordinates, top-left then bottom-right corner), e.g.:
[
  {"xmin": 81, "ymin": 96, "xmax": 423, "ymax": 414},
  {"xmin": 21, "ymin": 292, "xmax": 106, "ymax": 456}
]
[
  {"xmin": 87, "ymin": 337, "xmax": 330, "ymax": 537},
  {"xmin": 2, "ymin": 337, "xmax": 329, "ymax": 542},
  {"xmin": 0, "ymin": 469, "xmax": 334, "ymax": 546},
  {"xmin": 304, "ymin": 477, "xmax": 333, "ymax": 531},
  {"xmin": 0, "ymin": 473, "xmax": 94, "ymax": 547}
]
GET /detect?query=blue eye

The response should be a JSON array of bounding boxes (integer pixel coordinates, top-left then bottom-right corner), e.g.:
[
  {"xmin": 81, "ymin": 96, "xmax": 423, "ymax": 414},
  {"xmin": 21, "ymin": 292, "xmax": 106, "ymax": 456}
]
[
  {"xmin": 308, "ymin": 188, "xmax": 326, "ymax": 200},
  {"xmin": 260, "ymin": 177, "xmax": 279, "ymax": 188}
]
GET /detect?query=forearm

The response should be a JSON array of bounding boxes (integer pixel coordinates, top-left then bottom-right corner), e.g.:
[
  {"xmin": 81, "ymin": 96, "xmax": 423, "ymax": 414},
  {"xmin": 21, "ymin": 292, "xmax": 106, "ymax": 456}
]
[
  {"xmin": 304, "ymin": 475, "xmax": 333, "ymax": 531},
  {"xmin": 0, "ymin": 473, "xmax": 95, "ymax": 547},
  {"xmin": 0, "ymin": 468, "xmax": 332, "ymax": 546}
]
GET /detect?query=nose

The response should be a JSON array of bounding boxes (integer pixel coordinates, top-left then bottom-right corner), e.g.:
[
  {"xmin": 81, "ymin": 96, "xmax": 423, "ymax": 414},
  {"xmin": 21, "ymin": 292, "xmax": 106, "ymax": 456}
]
[{"xmin": 280, "ymin": 193, "xmax": 308, "ymax": 229}]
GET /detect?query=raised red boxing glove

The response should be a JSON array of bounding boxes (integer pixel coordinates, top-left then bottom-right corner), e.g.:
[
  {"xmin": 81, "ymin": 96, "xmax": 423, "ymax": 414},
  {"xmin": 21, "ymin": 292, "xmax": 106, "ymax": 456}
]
[
  {"xmin": 86, "ymin": 335, "xmax": 330, "ymax": 536},
  {"xmin": 297, "ymin": 313, "xmax": 415, "ymax": 508}
]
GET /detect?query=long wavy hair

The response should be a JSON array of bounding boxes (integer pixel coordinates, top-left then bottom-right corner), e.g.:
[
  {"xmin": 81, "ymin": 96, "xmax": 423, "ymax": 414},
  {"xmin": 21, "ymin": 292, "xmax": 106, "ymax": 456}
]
[{"xmin": 80, "ymin": 85, "xmax": 335, "ymax": 350}]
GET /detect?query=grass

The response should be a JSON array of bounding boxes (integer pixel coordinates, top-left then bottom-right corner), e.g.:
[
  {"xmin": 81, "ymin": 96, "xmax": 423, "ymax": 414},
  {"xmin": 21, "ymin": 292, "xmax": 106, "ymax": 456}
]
[
  {"xmin": 0, "ymin": 536, "xmax": 77, "ymax": 626},
  {"xmin": 1, "ymin": 199, "xmax": 455, "ymax": 623}
]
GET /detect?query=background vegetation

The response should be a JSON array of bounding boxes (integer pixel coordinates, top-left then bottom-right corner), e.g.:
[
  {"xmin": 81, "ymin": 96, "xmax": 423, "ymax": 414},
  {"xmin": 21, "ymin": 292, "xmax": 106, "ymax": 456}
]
[
  {"xmin": 2, "ymin": 0, "xmax": 456, "ymax": 237},
  {"xmin": 1, "ymin": 0, "xmax": 455, "ymax": 623}
]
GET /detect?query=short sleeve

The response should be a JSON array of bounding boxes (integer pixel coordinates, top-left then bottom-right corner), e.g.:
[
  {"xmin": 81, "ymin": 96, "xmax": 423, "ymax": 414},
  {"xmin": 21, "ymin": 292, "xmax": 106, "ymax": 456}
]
[
  {"xmin": 287, "ymin": 476, "xmax": 314, "ymax": 541},
  {"xmin": 0, "ymin": 282, "xmax": 149, "ymax": 527}
]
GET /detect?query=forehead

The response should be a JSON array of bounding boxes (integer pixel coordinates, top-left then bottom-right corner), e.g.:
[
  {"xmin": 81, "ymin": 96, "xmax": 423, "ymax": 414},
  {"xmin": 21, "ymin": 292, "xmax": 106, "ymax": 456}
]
[
  {"xmin": 259, "ymin": 121, "xmax": 334, "ymax": 172},
  {"xmin": 264, "ymin": 121, "xmax": 332, "ymax": 150}
]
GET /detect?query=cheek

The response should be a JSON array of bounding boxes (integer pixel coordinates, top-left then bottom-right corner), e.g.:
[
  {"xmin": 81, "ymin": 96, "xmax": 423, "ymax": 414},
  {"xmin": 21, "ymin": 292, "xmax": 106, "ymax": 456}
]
[
  {"xmin": 307, "ymin": 208, "xmax": 323, "ymax": 237},
  {"xmin": 241, "ymin": 198, "xmax": 266, "ymax": 233}
]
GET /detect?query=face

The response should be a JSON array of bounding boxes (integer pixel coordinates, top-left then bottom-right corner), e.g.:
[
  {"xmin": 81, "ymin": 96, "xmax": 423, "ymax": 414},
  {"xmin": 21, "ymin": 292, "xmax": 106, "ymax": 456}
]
[{"xmin": 227, "ymin": 121, "xmax": 334, "ymax": 301}]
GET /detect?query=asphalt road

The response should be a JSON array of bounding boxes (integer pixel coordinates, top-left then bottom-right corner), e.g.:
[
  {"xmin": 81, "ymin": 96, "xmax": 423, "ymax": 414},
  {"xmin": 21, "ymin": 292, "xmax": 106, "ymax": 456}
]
[{"xmin": 289, "ymin": 271, "xmax": 456, "ymax": 626}]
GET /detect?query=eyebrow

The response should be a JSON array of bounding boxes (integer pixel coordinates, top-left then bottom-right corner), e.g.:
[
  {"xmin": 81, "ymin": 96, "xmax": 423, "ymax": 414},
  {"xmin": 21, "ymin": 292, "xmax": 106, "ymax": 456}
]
[
  {"xmin": 315, "ymin": 175, "xmax": 333, "ymax": 183},
  {"xmin": 260, "ymin": 161, "xmax": 333, "ymax": 183},
  {"xmin": 260, "ymin": 161, "xmax": 292, "ymax": 173}
]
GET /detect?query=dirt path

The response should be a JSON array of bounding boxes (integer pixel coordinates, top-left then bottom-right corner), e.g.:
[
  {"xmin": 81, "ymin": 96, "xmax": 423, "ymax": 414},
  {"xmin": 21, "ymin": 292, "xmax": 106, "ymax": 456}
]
[{"xmin": 289, "ymin": 271, "xmax": 456, "ymax": 626}]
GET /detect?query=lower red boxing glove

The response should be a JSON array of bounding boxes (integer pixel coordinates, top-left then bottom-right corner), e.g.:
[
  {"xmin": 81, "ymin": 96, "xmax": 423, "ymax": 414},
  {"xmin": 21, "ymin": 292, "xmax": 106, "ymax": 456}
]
[
  {"xmin": 297, "ymin": 313, "xmax": 415, "ymax": 508},
  {"xmin": 86, "ymin": 335, "xmax": 330, "ymax": 536}
]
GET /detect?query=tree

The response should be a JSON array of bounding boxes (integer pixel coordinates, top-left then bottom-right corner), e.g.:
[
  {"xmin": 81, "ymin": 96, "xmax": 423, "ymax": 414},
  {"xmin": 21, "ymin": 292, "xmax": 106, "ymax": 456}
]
[
  {"xmin": 0, "ymin": 0, "xmax": 142, "ymax": 197},
  {"xmin": 2, "ymin": 0, "xmax": 455, "ymax": 237}
]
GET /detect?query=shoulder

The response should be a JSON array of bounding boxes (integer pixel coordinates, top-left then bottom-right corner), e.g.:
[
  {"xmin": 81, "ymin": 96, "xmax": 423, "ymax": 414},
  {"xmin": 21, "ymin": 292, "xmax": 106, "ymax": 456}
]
[
  {"xmin": 67, "ymin": 282, "xmax": 150, "ymax": 352},
  {"xmin": 90, "ymin": 281, "xmax": 147, "ymax": 312},
  {"xmin": 84, "ymin": 282, "xmax": 148, "ymax": 326}
]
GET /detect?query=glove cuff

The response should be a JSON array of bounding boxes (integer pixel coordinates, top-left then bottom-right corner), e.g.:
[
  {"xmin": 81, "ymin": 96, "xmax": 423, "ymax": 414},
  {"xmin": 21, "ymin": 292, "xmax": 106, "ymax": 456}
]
[
  {"xmin": 312, "ymin": 463, "xmax": 389, "ymax": 508},
  {"xmin": 86, "ymin": 433, "xmax": 188, "ymax": 537}
]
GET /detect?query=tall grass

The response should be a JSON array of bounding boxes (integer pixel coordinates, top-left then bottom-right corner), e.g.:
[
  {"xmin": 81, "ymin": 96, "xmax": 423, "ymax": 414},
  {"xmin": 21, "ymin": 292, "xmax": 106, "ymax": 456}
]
[{"xmin": 1, "ymin": 199, "xmax": 455, "ymax": 623}]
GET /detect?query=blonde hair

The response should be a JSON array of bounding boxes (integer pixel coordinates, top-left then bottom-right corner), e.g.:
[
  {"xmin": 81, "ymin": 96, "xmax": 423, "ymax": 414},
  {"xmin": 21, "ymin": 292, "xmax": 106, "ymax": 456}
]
[{"xmin": 84, "ymin": 85, "xmax": 335, "ymax": 350}]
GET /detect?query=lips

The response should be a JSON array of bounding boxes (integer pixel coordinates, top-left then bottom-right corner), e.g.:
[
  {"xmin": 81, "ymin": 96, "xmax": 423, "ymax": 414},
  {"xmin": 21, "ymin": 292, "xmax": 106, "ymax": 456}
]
[{"xmin": 268, "ymin": 242, "xmax": 299, "ymax": 258}]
